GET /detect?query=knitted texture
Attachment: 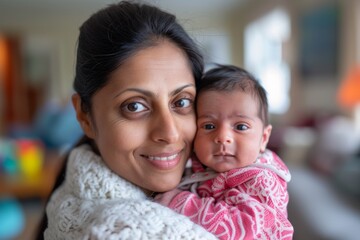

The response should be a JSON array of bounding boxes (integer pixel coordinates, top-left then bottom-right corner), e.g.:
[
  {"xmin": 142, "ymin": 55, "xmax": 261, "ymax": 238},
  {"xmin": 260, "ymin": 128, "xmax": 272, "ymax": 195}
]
[
  {"xmin": 168, "ymin": 149, "xmax": 294, "ymax": 240},
  {"xmin": 44, "ymin": 144, "xmax": 217, "ymax": 240}
]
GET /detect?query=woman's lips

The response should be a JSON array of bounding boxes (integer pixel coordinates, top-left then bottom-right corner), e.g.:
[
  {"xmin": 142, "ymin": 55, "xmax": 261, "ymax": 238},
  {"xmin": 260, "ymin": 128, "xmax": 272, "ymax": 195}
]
[
  {"xmin": 147, "ymin": 153, "xmax": 178, "ymax": 161},
  {"xmin": 142, "ymin": 152, "xmax": 182, "ymax": 170}
]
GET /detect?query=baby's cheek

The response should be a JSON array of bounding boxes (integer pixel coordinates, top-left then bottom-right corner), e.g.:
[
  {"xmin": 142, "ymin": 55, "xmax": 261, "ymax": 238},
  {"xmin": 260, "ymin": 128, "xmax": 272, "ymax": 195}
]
[{"xmin": 194, "ymin": 134, "xmax": 205, "ymax": 155}]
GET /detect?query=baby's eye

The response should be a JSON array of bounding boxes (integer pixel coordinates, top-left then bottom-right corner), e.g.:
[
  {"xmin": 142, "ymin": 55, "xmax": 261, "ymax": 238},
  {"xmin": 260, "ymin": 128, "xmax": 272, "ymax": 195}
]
[
  {"xmin": 174, "ymin": 98, "xmax": 192, "ymax": 108},
  {"xmin": 204, "ymin": 124, "xmax": 215, "ymax": 130},
  {"xmin": 123, "ymin": 102, "xmax": 147, "ymax": 113},
  {"xmin": 235, "ymin": 124, "xmax": 249, "ymax": 131}
]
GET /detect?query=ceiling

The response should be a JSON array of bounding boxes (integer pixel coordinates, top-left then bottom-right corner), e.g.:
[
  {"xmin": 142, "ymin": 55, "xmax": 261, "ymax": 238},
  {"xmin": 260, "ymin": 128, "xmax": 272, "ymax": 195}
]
[{"xmin": 0, "ymin": 0, "xmax": 247, "ymax": 19}]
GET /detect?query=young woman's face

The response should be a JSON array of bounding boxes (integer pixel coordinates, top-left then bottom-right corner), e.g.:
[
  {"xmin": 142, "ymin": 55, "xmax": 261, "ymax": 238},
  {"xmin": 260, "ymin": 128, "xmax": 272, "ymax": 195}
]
[
  {"xmin": 194, "ymin": 90, "xmax": 272, "ymax": 173},
  {"xmin": 74, "ymin": 40, "xmax": 197, "ymax": 193}
]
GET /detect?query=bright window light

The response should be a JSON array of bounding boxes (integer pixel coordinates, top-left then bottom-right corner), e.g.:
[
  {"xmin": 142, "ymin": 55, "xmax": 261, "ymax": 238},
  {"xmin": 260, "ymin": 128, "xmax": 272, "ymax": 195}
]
[{"xmin": 244, "ymin": 8, "xmax": 291, "ymax": 114}]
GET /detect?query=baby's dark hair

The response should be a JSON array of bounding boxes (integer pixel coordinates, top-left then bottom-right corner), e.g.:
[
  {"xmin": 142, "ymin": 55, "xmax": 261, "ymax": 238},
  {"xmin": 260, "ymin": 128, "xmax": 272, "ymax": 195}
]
[{"xmin": 197, "ymin": 64, "xmax": 269, "ymax": 125}]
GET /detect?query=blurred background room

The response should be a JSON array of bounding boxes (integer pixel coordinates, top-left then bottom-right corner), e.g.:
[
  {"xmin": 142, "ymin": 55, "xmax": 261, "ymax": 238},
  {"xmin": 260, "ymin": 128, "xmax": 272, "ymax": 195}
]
[{"xmin": 0, "ymin": 0, "xmax": 360, "ymax": 239}]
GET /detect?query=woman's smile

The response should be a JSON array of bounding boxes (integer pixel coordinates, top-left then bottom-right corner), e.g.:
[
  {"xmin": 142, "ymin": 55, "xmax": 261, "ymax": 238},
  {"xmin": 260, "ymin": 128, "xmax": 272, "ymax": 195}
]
[{"xmin": 144, "ymin": 152, "xmax": 180, "ymax": 161}]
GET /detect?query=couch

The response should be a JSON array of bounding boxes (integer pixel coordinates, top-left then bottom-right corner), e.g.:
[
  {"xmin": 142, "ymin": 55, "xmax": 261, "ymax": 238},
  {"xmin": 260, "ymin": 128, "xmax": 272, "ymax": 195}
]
[{"xmin": 271, "ymin": 115, "xmax": 360, "ymax": 239}]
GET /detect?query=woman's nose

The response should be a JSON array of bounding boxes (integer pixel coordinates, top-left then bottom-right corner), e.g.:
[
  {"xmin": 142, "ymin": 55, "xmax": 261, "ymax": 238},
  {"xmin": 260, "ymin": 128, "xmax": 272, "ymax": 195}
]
[
  {"xmin": 151, "ymin": 109, "xmax": 180, "ymax": 143},
  {"xmin": 214, "ymin": 127, "xmax": 233, "ymax": 144}
]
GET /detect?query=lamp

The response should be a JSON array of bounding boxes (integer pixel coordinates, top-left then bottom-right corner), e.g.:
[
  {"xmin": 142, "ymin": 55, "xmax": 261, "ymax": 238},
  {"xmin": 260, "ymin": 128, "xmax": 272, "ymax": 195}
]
[{"xmin": 337, "ymin": 66, "xmax": 360, "ymax": 134}]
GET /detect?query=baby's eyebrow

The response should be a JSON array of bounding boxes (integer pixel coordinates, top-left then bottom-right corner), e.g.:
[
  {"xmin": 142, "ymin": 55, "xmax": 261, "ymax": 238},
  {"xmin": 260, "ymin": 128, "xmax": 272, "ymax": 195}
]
[
  {"xmin": 197, "ymin": 114, "xmax": 256, "ymax": 122},
  {"xmin": 234, "ymin": 114, "xmax": 254, "ymax": 121},
  {"xmin": 197, "ymin": 114, "xmax": 215, "ymax": 120}
]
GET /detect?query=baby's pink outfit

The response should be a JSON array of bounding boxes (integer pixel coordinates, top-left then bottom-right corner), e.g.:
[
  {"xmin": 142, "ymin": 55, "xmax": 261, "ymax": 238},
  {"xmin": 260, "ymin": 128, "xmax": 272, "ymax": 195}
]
[{"xmin": 168, "ymin": 149, "xmax": 294, "ymax": 240}]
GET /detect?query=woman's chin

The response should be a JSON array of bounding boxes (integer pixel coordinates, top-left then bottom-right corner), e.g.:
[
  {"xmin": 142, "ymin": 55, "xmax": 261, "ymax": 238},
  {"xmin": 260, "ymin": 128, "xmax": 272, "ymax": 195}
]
[{"xmin": 152, "ymin": 179, "xmax": 180, "ymax": 193}]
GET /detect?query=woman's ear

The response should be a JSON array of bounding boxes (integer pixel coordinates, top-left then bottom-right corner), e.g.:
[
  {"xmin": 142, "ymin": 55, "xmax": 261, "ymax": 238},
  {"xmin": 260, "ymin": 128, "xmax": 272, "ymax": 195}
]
[
  {"xmin": 72, "ymin": 93, "xmax": 96, "ymax": 139},
  {"xmin": 260, "ymin": 124, "xmax": 272, "ymax": 153}
]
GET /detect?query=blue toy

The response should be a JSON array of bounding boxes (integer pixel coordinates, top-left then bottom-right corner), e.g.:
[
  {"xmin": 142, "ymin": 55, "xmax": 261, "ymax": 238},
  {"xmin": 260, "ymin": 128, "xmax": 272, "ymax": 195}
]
[{"xmin": 0, "ymin": 197, "xmax": 25, "ymax": 239}]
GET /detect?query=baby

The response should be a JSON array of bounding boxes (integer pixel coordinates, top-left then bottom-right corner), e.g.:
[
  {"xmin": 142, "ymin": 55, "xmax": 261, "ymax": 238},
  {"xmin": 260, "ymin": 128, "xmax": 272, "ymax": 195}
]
[{"xmin": 156, "ymin": 64, "xmax": 294, "ymax": 240}]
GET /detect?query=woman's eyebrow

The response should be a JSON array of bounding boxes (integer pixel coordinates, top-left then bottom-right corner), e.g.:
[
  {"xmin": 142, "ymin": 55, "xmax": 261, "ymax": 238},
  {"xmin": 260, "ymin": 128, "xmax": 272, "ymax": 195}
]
[
  {"xmin": 113, "ymin": 84, "xmax": 195, "ymax": 99},
  {"xmin": 113, "ymin": 88, "xmax": 153, "ymax": 99},
  {"xmin": 170, "ymin": 84, "xmax": 195, "ymax": 96}
]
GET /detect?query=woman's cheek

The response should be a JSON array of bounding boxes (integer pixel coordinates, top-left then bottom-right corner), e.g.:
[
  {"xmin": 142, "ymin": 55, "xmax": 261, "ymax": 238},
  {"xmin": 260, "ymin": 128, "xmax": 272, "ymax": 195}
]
[{"xmin": 185, "ymin": 115, "xmax": 197, "ymax": 143}]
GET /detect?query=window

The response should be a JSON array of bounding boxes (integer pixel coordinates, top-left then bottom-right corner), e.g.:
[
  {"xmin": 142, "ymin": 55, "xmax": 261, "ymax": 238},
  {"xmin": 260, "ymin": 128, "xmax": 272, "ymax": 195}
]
[{"xmin": 244, "ymin": 8, "xmax": 290, "ymax": 114}]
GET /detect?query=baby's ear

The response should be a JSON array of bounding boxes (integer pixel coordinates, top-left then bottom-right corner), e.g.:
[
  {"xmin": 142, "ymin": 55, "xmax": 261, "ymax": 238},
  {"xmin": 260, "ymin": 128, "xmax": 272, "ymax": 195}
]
[
  {"xmin": 72, "ymin": 93, "xmax": 96, "ymax": 139},
  {"xmin": 260, "ymin": 124, "xmax": 272, "ymax": 152}
]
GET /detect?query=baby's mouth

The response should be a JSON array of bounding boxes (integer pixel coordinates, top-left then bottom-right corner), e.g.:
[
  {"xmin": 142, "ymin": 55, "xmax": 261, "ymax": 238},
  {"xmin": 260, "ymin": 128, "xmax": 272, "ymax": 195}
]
[{"xmin": 214, "ymin": 152, "xmax": 234, "ymax": 157}]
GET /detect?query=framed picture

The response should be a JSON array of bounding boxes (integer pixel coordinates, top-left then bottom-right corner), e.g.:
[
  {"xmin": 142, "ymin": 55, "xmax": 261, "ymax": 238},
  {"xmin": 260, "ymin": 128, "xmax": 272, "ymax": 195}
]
[{"xmin": 299, "ymin": 4, "xmax": 340, "ymax": 80}]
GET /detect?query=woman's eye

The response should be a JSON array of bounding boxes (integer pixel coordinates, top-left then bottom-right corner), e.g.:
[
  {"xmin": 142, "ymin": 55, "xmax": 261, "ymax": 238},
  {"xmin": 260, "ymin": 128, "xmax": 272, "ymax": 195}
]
[
  {"xmin": 236, "ymin": 124, "xmax": 249, "ymax": 131},
  {"xmin": 204, "ymin": 124, "xmax": 215, "ymax": 130},
  {"xmin": 174, "ymin": 98, "xmax": 192, "ymax": 108},
  {"xmin": 123, "ymin": 102, "xmax": 147, "ymax": 113}
]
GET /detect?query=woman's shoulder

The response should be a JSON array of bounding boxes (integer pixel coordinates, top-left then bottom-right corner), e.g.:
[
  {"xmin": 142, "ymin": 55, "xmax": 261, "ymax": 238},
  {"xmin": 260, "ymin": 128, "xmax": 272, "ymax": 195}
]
[
  {"xmin": 45, "ymin": 188, "xmax": 216, "ymax": 239},
  {"xmin": 84, "ymin": 199, "xmax": 217, "ymax": 239}
]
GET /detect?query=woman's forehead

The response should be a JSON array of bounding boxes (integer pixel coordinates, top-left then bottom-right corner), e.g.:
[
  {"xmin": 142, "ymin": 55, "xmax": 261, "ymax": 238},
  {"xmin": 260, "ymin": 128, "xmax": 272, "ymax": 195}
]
[{"xmin": 93, "ymin": 42, "xmax": 195, "ymax": 99}]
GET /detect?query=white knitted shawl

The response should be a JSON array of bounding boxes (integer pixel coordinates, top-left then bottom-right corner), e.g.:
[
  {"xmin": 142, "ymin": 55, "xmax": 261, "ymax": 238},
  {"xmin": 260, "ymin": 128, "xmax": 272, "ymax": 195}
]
[{"xmin": 44, "ymin": 144, "xmax": 217, "ymax": 240}]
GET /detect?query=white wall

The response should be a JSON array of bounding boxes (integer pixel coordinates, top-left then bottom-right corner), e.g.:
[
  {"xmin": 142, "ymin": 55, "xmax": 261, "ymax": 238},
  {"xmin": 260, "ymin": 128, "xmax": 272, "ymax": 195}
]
[{"xmin": 227, "ymin": 0, "xmax": 359, "ymax": 124}]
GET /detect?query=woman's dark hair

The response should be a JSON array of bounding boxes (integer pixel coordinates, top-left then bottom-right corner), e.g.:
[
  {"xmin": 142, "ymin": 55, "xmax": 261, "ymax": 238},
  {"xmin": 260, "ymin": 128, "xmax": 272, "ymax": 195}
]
[
  {"xmin": 37, "ymin": 1, "xmax": 203, "ymax": 238},
  {"xmin": 198, "ymin": 64, "xmax": 269, "ymax": 125},
  {"xmin": 75, "ymin": 0, "xmax": 203, "ymax": 114}
]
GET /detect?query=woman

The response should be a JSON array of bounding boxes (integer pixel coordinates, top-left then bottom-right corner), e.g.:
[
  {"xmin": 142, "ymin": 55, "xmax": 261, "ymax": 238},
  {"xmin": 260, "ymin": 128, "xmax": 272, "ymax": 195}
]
[{"xmin": 39, "ymin": 1, "xmax": 217, "ymax": 239}]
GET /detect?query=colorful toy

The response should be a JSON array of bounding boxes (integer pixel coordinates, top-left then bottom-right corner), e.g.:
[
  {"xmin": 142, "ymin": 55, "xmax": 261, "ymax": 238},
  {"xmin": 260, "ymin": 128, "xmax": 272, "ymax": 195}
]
[
  {"xmin": 0, "ymin": 138, "xmax": 44, "ymax": 177},
  {"xmin": 16, "ymin": 139, "xmax": 44, "ymax": 177}
]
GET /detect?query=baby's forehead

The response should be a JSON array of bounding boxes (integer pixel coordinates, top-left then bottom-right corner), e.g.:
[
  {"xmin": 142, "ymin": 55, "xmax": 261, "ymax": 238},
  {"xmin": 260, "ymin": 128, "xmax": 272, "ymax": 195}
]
[
  {"xmin": 196, "ymin": 88, "xmax": 264, "ymax": 121},
  {"xmin": 197, "ymin": 89, "xmax": 260, "ymax": 109},
  {"xmin": 198, "ymin": 87, "xmax": 259, "ymax": 103}
]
